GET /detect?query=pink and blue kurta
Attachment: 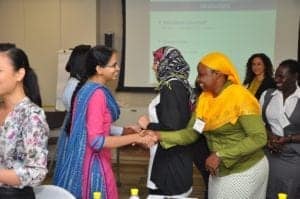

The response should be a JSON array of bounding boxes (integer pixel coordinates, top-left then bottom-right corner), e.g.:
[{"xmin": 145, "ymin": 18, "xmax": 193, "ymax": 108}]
[{"xmin": 54, "ymin": 82, "xmax": 120, "ymax": 199}]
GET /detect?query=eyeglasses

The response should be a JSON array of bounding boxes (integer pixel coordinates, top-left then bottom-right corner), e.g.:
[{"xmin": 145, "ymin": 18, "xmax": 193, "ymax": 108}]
[{"xmin": 106, "ymin": 62, "xmax": 119, "ymax": 68}]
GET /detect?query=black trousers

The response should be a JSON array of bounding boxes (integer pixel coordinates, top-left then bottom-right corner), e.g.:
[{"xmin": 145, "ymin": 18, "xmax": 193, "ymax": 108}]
[{"xmin": 0, "ymin": 186, "xmax": 35, "ymax": 199}]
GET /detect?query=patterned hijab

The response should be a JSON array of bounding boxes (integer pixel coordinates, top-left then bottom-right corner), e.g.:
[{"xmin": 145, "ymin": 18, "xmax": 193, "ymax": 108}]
[{"xmin": 153, "ymin": 46, "xmax": 194, "ymax": 100}]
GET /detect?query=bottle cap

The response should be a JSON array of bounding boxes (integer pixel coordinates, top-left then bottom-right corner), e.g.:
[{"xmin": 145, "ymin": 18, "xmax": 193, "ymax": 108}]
[
  {"xmin": 130, "ymin": 188, "xmax": 139, "ymax": 196},
  {"xmin": 93, "ymin": 192, "xmax": 101, "ymax": 199},
  {"xmin": 278, "ymin": 193, "xmax": 287, "ymax": 199}
]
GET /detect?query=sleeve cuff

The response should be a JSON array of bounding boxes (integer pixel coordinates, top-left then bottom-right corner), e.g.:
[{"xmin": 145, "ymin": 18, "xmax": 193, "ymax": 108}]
[{"xmin": 110, "ymin": 125, "xmax": 123, "ymax": 136}]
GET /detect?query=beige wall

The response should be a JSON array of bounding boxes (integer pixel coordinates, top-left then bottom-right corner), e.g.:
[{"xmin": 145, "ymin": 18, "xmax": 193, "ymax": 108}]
[
  {"xmin": 0, "ymin": 0, "xmax": 97, "ymax": 107},
  {"xmin": 274, "ymin": 0, "xmax": 300, "ymax": 66}
]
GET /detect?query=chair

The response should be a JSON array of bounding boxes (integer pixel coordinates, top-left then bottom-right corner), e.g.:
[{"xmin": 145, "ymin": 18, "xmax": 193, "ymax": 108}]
[
  {"xmin": 34, "ymin": 185, "xmax": 76, "ymax": 199},
  {"xmin": 45, "ymin": 111, "xmax": 66, "ymax": 174}
]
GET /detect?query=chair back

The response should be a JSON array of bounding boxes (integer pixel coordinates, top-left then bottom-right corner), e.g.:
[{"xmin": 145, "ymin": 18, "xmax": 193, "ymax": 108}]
[{"xmin": 34, "ymin": 185, "xmax": 76, "ymax": 199}]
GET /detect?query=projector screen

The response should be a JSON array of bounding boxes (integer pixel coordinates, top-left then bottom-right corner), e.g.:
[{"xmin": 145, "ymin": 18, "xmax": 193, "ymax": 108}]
[{"xmin": 120, "ymin": 0, "xmax": 277, "ymax": 90}]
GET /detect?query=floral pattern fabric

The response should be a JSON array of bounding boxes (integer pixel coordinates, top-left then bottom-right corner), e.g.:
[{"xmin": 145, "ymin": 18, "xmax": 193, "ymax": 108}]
[{"xmin": 0, "ymin": 97, "xmax": 49, "ymax": 188}]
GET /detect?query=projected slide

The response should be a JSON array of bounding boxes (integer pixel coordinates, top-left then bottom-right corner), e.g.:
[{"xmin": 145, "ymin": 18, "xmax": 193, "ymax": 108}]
[{"xmin": 124, "ymin": 0, "xmax": 276, "ymax": 88}]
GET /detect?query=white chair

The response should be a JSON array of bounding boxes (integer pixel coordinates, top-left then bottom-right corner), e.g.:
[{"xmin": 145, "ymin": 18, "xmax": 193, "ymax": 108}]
[{"xmin": 34, "ymin": 185, "xmax": 76, "ymax": 199}]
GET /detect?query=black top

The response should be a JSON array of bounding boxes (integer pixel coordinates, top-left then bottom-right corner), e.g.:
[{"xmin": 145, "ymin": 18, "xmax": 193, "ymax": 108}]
[
  {"xmin": 147, "ymin": 80, "xmax": 193, "ymax": 195},
  {"xmin": 253, "ymin": 76, "xmax": 276, "ymax": 100},
  {"xmin": 147, "ymin": 80, "xmax": 191, "ymax": 131}
]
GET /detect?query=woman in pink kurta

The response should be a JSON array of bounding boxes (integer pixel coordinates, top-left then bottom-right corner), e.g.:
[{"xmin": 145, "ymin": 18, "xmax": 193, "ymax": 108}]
[
  {"xmin": 54, "ymin": 45, "xmax": 156, "ymax": 199},
  {"xmin": 82, "ymin": 90, "xmax": 118, "ymax": 199}
]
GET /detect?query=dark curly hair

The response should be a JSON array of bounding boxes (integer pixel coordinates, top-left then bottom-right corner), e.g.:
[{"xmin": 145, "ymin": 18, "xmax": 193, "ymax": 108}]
[{"xmin": 243, "ymin": 53, "xmax": 274, "ymax": 85}]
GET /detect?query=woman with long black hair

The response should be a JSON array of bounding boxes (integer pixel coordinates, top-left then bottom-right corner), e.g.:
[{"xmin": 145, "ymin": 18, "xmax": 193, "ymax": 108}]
[{"xmin": 0, "ymin": 43, "xmax": 49, "ymax": 199}]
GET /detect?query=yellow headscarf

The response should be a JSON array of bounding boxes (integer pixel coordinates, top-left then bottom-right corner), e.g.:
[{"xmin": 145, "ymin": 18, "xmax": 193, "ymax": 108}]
[
  {"xmin": 200, "ymin": 52, "xmax": 241, "ymax": 84},
  {"xmin": 196, "ymin": 52, "xmax": 259, "ymax": 131}
]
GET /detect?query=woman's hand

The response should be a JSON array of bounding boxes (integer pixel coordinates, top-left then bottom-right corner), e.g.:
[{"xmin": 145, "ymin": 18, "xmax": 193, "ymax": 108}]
[
  {"xmin": 123, "ymin": 124, "xmax": 142, "ymax": 135},
  {"xmin": 138, "ymin": 115, "xmax": 150, "ymax": 129},
  {"xmin": 267, "ymin": 133, "xmax": 286, "ymax": 153},
  {"xmin": 135, "ymin": 131, "xmax": 158, "ymax": 148},
  {"xmin": 205, "ymin": 152, "xmax": 221, "ymax": 176}
]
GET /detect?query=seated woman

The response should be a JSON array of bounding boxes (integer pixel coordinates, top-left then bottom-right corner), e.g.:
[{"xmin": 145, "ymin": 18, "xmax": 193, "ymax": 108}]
[
  {"xmin": 243, "ymin": 53, "xmax": 276, "ymax": 99},
  {"xmin": 260, "ymin": 59, "xmax": 300, "ymax": 199}
]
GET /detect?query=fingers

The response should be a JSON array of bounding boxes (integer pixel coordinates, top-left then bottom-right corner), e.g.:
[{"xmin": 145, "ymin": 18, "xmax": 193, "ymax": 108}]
[
  {"xmin": 134, "ymin": 131, "xmax": 158, "ymax": 148},
  {"xmin": 205, "ymin": 165, "xmax": 218, "ymax": 176},
  {"xmin": 205, "ymin": 153, "xmax": 221, "ymax": 176},
  {"xmin": 268, "ymin": 138, "xmax": 284, "ymax": 153},
  {"xmin": 210, "ymin": 168, "xmax": 218, "ymax": 176},
  {"xmin": 138, "ymin": 115, "xmax": 150, "ymax": 129},
  {"xmin": 127, "ymin": 124, "xmax": 142, "ymax": 132},
  {"xmin": 123, "ymin": 127, "xmax": 138, "ymax": 135}
]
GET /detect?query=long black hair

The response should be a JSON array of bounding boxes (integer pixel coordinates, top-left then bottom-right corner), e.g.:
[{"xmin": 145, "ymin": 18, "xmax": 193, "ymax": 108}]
[
  {"xmin": 243, "ymin": 53, "xmax": 274, "ymax": 85},
  {"xmin": 65, "ymin": 44, "xmax": 91, "ymax": 80},
  {"xmin": 0, "ymin": 43, "xmax": 42, "ymax": 106},
  {"xmin": 65, "ymin": 45, "xmax": 116, "ymax": 134}
]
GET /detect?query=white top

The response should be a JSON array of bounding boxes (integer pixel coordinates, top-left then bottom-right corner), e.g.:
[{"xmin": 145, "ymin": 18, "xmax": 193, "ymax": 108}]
[
  {"xmin": 146, "ymin": 94, "xmax": 192, "ymax": 197},
  {"xmin": 147, "ymin": 94, "xmax": 160, "ymax": 189},
  {"xmin": 260, "ymin": 85, "xmax": 300, "ymax": 136},
  {"xmin": 62, "ymin": 77, "xmax": 79, "ymax": 111}
]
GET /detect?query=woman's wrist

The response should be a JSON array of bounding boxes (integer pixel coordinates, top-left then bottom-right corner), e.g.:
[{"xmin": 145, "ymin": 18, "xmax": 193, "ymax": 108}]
[
  {"xmin": 286, "ymin": 134, "xmax": 293, "ymax": 143},
  {"xmin": 154, "ymin": 131, "xmax": 160, "ymax": 141}
]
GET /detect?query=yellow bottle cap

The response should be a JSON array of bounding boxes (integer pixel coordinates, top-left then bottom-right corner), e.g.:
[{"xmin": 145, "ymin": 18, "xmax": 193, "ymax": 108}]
[
  {"xmin": 130, "ymin": 188, "xmax": 139, "ymax": 196},
  {"xmin": 93, "ymin": 192, "xmax": 101, "ymax": 199},
  {"xmin": 278, "ymin": 193, "xmax": 287, "ymax": 199}
]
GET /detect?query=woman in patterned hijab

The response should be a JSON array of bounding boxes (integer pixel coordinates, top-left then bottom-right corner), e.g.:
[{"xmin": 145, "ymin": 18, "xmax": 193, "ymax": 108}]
[
  {"xmin": 138, "ymin": 46, "xmax": 195, "ymax": 197},
  {"xmin": 153, "ymin": 46, "xmax": 194, "ymax": 101}
]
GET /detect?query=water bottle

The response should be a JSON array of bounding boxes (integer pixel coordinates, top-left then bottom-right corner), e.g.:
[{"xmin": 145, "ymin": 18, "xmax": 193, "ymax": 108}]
[
  {"xmin": 129, "ymin": 188, "xmax": 140, "ymax": 199},
  {"xmin": 278, "ymin": 192, "xmax": 287, "ymax": 199},
  {"xmin": 93, "ymin": 191, "xmax": 102, "ymax": 199}
]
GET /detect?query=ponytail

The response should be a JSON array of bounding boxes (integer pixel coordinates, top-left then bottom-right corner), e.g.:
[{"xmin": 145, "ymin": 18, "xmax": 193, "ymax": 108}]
[
  {"xmin": 0, "ymin": 44, "xmax": 42, "ymax": 106},
  {"xmin": 23, "ymin": 68, "xmax": 42, "ymax": 107}
]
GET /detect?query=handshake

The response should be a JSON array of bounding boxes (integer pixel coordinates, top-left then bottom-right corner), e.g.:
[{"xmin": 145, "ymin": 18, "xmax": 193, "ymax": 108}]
[
  {"xmin": 122, "ymin": 114, "xmax": 159, "ymax": 148},
  {"xmin": 123, "ymin": 126, "xmax": 159, "ymax": 148}
]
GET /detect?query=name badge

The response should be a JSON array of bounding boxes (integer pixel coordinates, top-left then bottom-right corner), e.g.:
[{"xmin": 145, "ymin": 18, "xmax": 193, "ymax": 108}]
[{"xmin": 193, "ymin": 118, "xmax": 205, "ymax": 134}]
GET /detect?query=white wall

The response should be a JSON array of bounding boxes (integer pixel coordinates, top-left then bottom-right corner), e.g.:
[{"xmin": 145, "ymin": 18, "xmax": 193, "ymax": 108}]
[{"xmin": 99, "ymin": 0, "xmax": 156, "ymax": 108}]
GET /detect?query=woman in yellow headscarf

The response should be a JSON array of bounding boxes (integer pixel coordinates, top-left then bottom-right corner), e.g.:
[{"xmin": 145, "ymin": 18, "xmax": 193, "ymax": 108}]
[{"xmin": 195, "ymin": 52, "xmax": 269, "ymax": 199}]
